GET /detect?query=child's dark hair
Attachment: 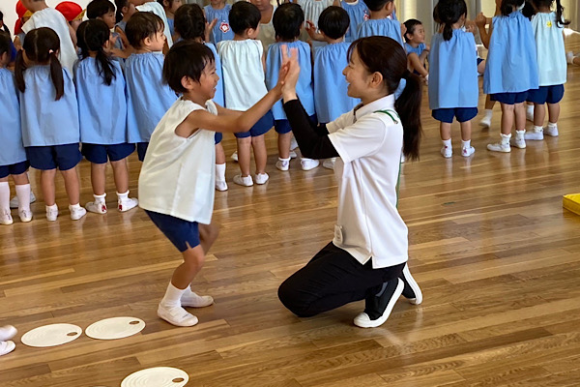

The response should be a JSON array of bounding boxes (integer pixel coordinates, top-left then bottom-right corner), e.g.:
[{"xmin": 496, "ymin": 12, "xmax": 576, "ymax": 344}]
[
  {"xmin": 157, "ymin": 0, "xmax": 176, "ymax": 9},
  {"xmin": 500, "ymin": 0, "xmax": 533, "ymax": 18},
  {"xmin": 348, "ymin": 37, "xmax": 423, "ymax": 160},
  {"xmin": 363, "ymin": 0, "xmax": 394, "ymax": 13},
  {"xmin": 273, "ymin": 3, "xmax": 304, "ymax": 41},
  {"xmin": 126, "ymin": 12, "xmax": 164, "ymax": 48},
  {"xmin": 229, "ymin": 2, "xmax": 261, "ymax": 35},
  {"xmin": 524, "ymin": 0, "xmax": 570, "ymax": 26},
  {"xmin": 87, "ymin": 0, "xmax": 115, "ymax": 19},
  {"xmin": 163, "ymin": 40, "xmax": 214, "ymax": 93},
  {"xmin": 115, "ymin": 0, "xmax": 128, "ymax": 23},
  {"xmin": 403, "ymin": 19, "xmax": 422, "ymax": 43},
  {"xmin": 77, "ymin": 20, "xmax": 117, "ymax": 86},
  {"xmin": 318, "ymin": 6, "xmax": 349, "ymax": 40},
  {"xmin": 0, "ymin": 31, "xmax": 11, "ymax": 58},
  {"xmin": 15, "ymin": 27, "xmax": 65, "ymax": 101},
  {"xmin": 174, "ymin": 4, "xmax": 206, "ymax": 41},
  {"xmin": 434, "ymin": 0, "xmax": 467, "ymax": 41}
]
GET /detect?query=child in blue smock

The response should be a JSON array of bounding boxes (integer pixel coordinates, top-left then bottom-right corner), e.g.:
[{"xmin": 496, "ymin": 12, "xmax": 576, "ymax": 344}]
[
  {"xmin": 404, "ymin": 19, "xmax": 429, "ymax": 82},
  {"xmin": 524, "ymin": 0, "xmax": 569, "ymax": 141},
  {"xmin": 174, "ymin": 4, "xmax": 228, "ymax": 191},
  {"xmin": 314, "ymin": 7, "xmax": 360, "ymax": 125},
  {"xmin": 75, "ymin": 20, "xmax": 139, "ymax": 215},
  {"xmin": 0, "ymin": 32, "xmax": 32, "ymax": 225},
  {"xmin": 205, "ymin": 0, "xmax": 234, "ymax": 45},
  {"xmin": 484, "ymin": 0, "xmax": 539, "ymax": 153},
  {"xmin": 340, "ymin": 0, "xmax": 370, "ymax": 43},
  {"xmin": 15, "ymin": 27, "xmax": 85, "ymax": 222},
  {"xmin": 357, "ymin": 0, "xmax": 403, "ymax": 44},
  {"xmin": 114, "ymin": 0, "xmax": 137, "ymax": 50},
  {"xmin": 158, "ymin": 0, "xmax": 183, "ymax": 37},
  {"xmin": 87, "ymin": 0, "xmax": 131, "ymax": 60},
  {"xmin": 125, "ymin": 12, "xmax": 178, "ymax": 161},
  {"xmin": 267, "ymin": 3, "xmax": 318, "ymax": 171},
  {"xmin": 429, "ymin": 0, "xmax": 478, "ymax": 159}
]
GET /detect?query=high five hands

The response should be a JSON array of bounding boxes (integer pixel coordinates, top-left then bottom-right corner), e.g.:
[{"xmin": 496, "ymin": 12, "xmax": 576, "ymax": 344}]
[{"xmin": 275, "ymin": 45, "xmax": 300, "ymax": 101}]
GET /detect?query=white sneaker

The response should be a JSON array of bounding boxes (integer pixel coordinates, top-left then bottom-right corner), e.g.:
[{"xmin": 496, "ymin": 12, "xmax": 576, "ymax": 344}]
[
  {"xmin": 479, "ymin": 115, "xmax": 492, "ymax": 128},
  {"xmin": 290, "ymin": 136, "xmax": 298, "ymax": 150},
  {"xmin": 276, "ymin": 158, "xmax": 290, "ymax": 171},
  {"xmin": 233, "ymin": 175, "xmax": 253, "ymax": 187},
  {"xmin": 510, "ymin": 133, "xmax": 526, "ymax": 149},
  {"xmin": 157, "ymin": 304, "xmax": 198, "ymax": 327},
  {"xmin": 46, "ymin": 205, "xmax": 59, "ymax": 222},
  {"xmin": 215, "ymin": 180, "xmax": 228, "ymax": 192},
  {"xmin": 401, "ymin": 265, "xmax": 423, "ymax": 305},
  {"xmin": 323, "ymin": 158, "xmax": 336, "ymax": 170},
  {"xmin": 0, "ymin": 341, "xmax": 16, "ymax": 357},
  {"xmin": 254, "ymin": 173, "xmax": 269, "ymax": 185},
  {"xmin": 69, "ymin": 205, "xmax": 87, "ymax": 221},
  {"xmin": 524, "ymin": 131, "xmax": 544, "ymax": 141},
  {"xmin": 10, "ymin": 191, "xmax": 36, "ymax": 209},
  {"xmin": 19, "ymin": 209, "xmax": 33, "ymax": 223},
  {"xmin": 289, "ymin": 150, "xmax": 298, "ymax": 159},
  {"xmin": 440, "ymin": 146, "xmax": 452, "ymax": 159},
  {"xmin": 118, "ymin": 197, "xmax": 139, "ymax": 212},
  {"xmin": 353, "ymin": 278, "xmax": 404, "ymax": 328},
  {"xmin": 231, "ymin": 151, "xmax": 238, "ymax": 162},
  {"xmin": 544, "ymin": 126, "xmax": 559, "ymax": 137},
  {"xmin": 0, "ymin": 209, "xmax": 13, "ymax": 225},
  {"xmin": 181, "ymin": 292, "xmax": 214, "ymax": 308},
  {"xmin": 462, "ymin": 146, "xmax": 475, "ymax": 158},
  {"xmin": 0, "ymin": 326, "xmax": 17, "ymax": 341},
  {"xmin": 85, "ymin": 201, "xmax": 107, "ymax": 214},
  {"xmin": 487, "ymin": 142, "xmax": 511, "ymax": 153},
  {"xmin": 301, "ymin": 158, "xmax": 319, "ymax": 171}
]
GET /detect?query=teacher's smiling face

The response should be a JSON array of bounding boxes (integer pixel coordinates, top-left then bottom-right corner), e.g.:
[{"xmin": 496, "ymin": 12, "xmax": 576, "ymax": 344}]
[{"xmin": 343, "ymin": 48, "xmax": 374, "ymax": 99}]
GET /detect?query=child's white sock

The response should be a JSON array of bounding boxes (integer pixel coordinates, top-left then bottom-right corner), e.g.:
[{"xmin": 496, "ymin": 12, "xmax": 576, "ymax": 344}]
[
  {"xmin": 0, "ymin": 182, "xmax": 10, "ymax": 211},
  {"xmin": 160, "ymin": 282, "xmax": 187, "ymax": 308},
  {"xmin": 215, "ymin": 163, "xmax": 226, "ymax": 182},
  {"xmin": 462, "ymin": 140, "xmax": 471, "ymax": 149},
  {"xmin": 485, "ymin": 109, "xmax": 493, "ymax": 118},
  {"xmin": 500, "ymin": 133, "xmax": 511, "ymax": 144},
  {"xmin": 94, "ymin": 193, "xmax": 106, "ymax": 203},
  {"xmin": 442, "ymin": 139, "xmax": 452, "ymax": 148},
  {"xmin": 534, "ymin": 125, "xmax": 543, "ymax": 133},
  {"xmin": 69, "ymin": 203, "xmax": 82, "ymax": 210},
  {"xmin": 158, "ymin": 282, "xmax": 199, "ymax": 326},
  {"xmin": 15, "ymin": 184, "xmax": 31, "ymax": 211},
  {"xmin": 526, "ymin": 104, "xmax": 534, "ymax": 116},
  {"xmin": 117, "ymin": 191, "xmax": 128, "ymax": 201},
  {"xmin": 548, "ymin": 122, "xmax": 558, "ymax": 130}
]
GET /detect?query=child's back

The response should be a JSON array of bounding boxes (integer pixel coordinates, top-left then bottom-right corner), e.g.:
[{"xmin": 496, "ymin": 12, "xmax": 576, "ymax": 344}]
[
  {"xmin": 356, "ymin": 18, "xmax": 403, "ymax": 44},
  {"xmin": 314, "ymin": 42, "xmax": 360, "ymax": 123},
  {"xmin": 484, "ymin": 11, "xmax": 538, "ymax": 94},
  {"xmin": 531, "ymin": 12, "xmax": 566, "ymax": 87},
  {"xmin": 22, "ymin": 8, "xmax": 77, "ymax": 72},
  {"xmin": 125, "ymin": 52, "xmax": 178, "ymax": 144},
  {"xmin": 341, "ymin": 0, "xmax": 370, "ymax": 42},
  {"xmin": 0, "ymin": 68, "xmax": 26, "ymax": 168}
]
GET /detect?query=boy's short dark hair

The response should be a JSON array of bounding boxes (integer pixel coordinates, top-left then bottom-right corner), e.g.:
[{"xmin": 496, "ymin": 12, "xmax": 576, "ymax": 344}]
[
  {"xmin": 163, "ymin": 40, "xmax": 215, "ymax": 93},
  {"xmin": 0, "ymin": 31, "xmax": 11, "ymax": 57},
  {"xmin": 318, "ymin": 6, "xmax": 349, "ymax": 40},
  {"xmin": 363, "ymin": 0, "xmax": 394, "ymax": 13},
  {"xmin": 403, "ymin": 19, "xmax": 422, "ymax": 43},
  {"xmin": 229, "ymin": 2, "xmax": 261, "ymax": 35},
  {"xmin": 126, "ymin": 12, "xmax": 164, "ymax": 48},
  {"xmin": 86, "ymin": 0, "xmax": 115, "ymax": 19},
  {"xmin": 273, "ymin": 3, "xmax": 304, "ymax": 41},
  {"xmin": 174, "ymin": 4, "xmax": 206, "ymax": 41}
]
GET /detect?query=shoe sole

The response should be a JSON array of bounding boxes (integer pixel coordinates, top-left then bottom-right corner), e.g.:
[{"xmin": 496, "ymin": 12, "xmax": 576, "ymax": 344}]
[
  {"xmin": 157, "ymin": 310, "xmax": 199, "ymax": 327},
  {"xmin": 402, "ymin": 265, "xmax": 423, "ymax": 305},
  {"xmin": 354, "ymin": 279, "xmax": 404, "ymax": 328}
]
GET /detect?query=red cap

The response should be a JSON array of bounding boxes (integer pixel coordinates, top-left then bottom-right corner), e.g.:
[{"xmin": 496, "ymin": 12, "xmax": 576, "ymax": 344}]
[
  {"xmin": 16, "ymin": 1, "xmax": 30, "ymax": 18},
  {"xmin": 14, "ymin": 18, "xmax": 23, "ymax": 36},
  {"xmin": 55, "ymin": 1, "xmax": 85, "ymax": 22}
]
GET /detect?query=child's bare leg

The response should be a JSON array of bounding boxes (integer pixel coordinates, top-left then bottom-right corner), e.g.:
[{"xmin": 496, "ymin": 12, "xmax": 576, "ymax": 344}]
[
  {"xmin": 237, "ymin": 137, "xmax": 252, "ymax": 177},
  {"xmin": 41, "ymin": 169, "xmax": 57, "ymax": 206},
  {"xmin": 460, "ymin": 120, "xmax": 472, "ymax": 142},
  {"xmin": 110, "ymin": 159, "xmax": 129, "ymax": 194},
  {"xmin": 501, "ymin": 103, "xmax": 515, "ymax": 135},
  {"xmin": 407, "ymin": 53, "xmax": 428, "ymax": 77},
  {"xmin": 90, "ymin": 163, "xmax": 107, "ymax": 196},
  {"xmin": 278, "ymin": 132, "xmax": 291, "ymax": 160},
  {"xmin": 251, "ymin": 134, "xmax": 268, "ymax": 175}
]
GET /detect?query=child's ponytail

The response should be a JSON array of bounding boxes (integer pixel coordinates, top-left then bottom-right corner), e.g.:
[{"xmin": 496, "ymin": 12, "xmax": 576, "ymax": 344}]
[
  {"xmin": 14, "ymin": 49, "xmax": 27, "ymax": 93},
  {"xmin": 77, "ymin": 20, "xmax": 117, "ymax": 86},
  {"xmin": 434, "ymin": 0, "xmax": 467, "ymax": 41},
  {"xmin": 349, "ymin": 37, "xmax": 423, "ymax": 161},
  {"xmin": 554, "ymin": 0, "xmax": 570, "ymax": 27},
  {"xmin": 49, "ymin": 51, "xmax": 65, "ymax": 100}
]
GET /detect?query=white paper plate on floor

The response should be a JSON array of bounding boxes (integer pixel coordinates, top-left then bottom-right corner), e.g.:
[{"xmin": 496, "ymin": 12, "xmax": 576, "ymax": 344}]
[
  {"xmin": 85, "ymin": 317, "xmax": 145, "ymax": 340},
  {"xmin": 21, "ymin": 323, "xmax": 83, "ymax": 347},
  {"xmin": 121, "ymin": 367, "xmax": 189, "ymax": 387}
]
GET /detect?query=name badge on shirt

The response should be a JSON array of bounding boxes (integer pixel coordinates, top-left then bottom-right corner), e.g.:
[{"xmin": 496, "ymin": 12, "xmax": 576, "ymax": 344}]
[{"xmin": 334, "ymin": 225, "xmax": 344, "ymax": 244}]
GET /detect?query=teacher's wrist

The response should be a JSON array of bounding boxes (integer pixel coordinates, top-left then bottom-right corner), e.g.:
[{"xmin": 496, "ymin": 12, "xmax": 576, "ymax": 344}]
[{"xmin": 282, "ymin": 90, "xmax": 298, "ymax": 103}]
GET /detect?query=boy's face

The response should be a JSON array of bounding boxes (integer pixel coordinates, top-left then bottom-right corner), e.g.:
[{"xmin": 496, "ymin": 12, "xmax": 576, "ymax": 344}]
[
  {"xmin": 99, "ymin": 10, "xmax": 117, "ymax": 29},
  {"xmin": 196, "ymin": 61, "xmax": 219, "ymax": 100},
  {"xmin": 145, "ymin": 29, "xmax": 166, "ymax": 51},
  {"xmin": 408, "ymin": 24, "xmax": 425, "ymax": 44}
]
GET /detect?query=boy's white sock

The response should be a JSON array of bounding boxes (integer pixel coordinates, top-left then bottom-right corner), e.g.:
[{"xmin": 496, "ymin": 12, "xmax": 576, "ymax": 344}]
[
  {"xmin": 117, "ymin": 191, "xmax": 128, "ymax": 201},
  {"xmin": 548, "ymin": 122, "xmax": 558, "ymax": 129},
  {"xmin": 94, "ymin": 193, "xmax": 106, "ymax": 203},
  {"xmin": 160, "ymin": 282, "xmax": 187, "ymax": 308},
  {"xmin": 215, "ymin": 163, "xmax": 226, "ymax": 181},
  {"xmin": 0, "ymin": 182, "xmax": 10, "ymax": 211},
  {"xmin": 462, "ymin": 140, "xmax": 471, "ymax": 149},
  {"xmin": 534, "ymin": 125, "xmax": 543, "ymax": 133},
  {"xmin": 442, "ymin": 139, "xmax": 452, "ymax": 148},
  {"xmin": 485, "ymin": 109, "xmax": 493, "ymax": 118},
  {"xmin": 15, "ymin": 184, "xmax": 31, "ymax": 211}
]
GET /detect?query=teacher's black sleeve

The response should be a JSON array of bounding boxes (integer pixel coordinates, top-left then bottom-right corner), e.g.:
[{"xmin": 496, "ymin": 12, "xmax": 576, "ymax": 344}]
[{"xmin": 283, "ymin": 99, "xmax": 339, "ymax": 160}]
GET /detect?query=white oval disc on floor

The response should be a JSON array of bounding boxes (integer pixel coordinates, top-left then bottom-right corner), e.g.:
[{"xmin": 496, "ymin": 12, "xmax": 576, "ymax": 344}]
[
  {"xmin": 121, "ymin": 367, "xmax": 189, "ymax": 387},
  {"xmin": 85, "ymin": 317, "xmax": 145, "ymax": 340},
  {"xmin": 21, "ymin": 323, "xmax": 83, "ymax": 347}
]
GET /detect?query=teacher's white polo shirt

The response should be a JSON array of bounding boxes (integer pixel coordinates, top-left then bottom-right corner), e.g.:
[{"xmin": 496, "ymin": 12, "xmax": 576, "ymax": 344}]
[{"xmin": 327, "ymin": 94, "xmax": 408, "ymax": 269}]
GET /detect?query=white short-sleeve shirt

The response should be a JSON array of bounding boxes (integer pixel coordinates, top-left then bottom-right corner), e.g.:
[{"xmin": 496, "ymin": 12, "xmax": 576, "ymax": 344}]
[
  {"xmin": 327, "ymin": 94, "xmax": 408, "ymax": 269},
  {"xmin": 217, "ymin": 39, "xmax": 268, "ymax": 111},
  {"xmin": 22, "ymin": 8, "xmax": 77, "ymax": 74}
]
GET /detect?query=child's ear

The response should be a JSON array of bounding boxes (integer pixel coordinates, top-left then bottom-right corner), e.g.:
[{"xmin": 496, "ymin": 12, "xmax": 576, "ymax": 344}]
[
  {"xmin": 385, "ymin": 1, "xmax": 394, "ymax": 13},
  {"xmin": 181, "ymin": 75, "xmax": 196, "ymax": 91}
]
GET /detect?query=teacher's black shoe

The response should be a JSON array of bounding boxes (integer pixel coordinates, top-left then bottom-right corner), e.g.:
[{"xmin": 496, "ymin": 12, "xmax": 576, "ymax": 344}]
[
  {"xmin": 401, "ymin": 264, "xmax": 423, "ymax": 305},
  {"xmin": 354, "ymin": 278, "xmax": 404, "ymax": 328}
]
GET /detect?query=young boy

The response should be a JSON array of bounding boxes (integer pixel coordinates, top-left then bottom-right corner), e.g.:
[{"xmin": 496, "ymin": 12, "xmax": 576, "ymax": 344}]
[
  {"xmin": 218, "ymin": 2, "xmax": 272, "ymax": 186},
  {"xmin": 55, "ymin": 1, "xmax": 85, "ymax": 32},
  {"xmin": 21, "ymin": 0, "xmax": 78, "ymax": 72},
  {"xmin": 138, "ymin": 40, "xmax": 289, "ymax": 326},
  {"xmin": 356, "ymin": 0, "xmax": 403, "ymax": 45}
]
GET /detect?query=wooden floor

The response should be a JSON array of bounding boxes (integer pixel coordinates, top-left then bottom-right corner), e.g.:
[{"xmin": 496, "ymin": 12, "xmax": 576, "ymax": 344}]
[{"xmin": 2, "ymin": 38, "xmax": 580, "ymax": 387}]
